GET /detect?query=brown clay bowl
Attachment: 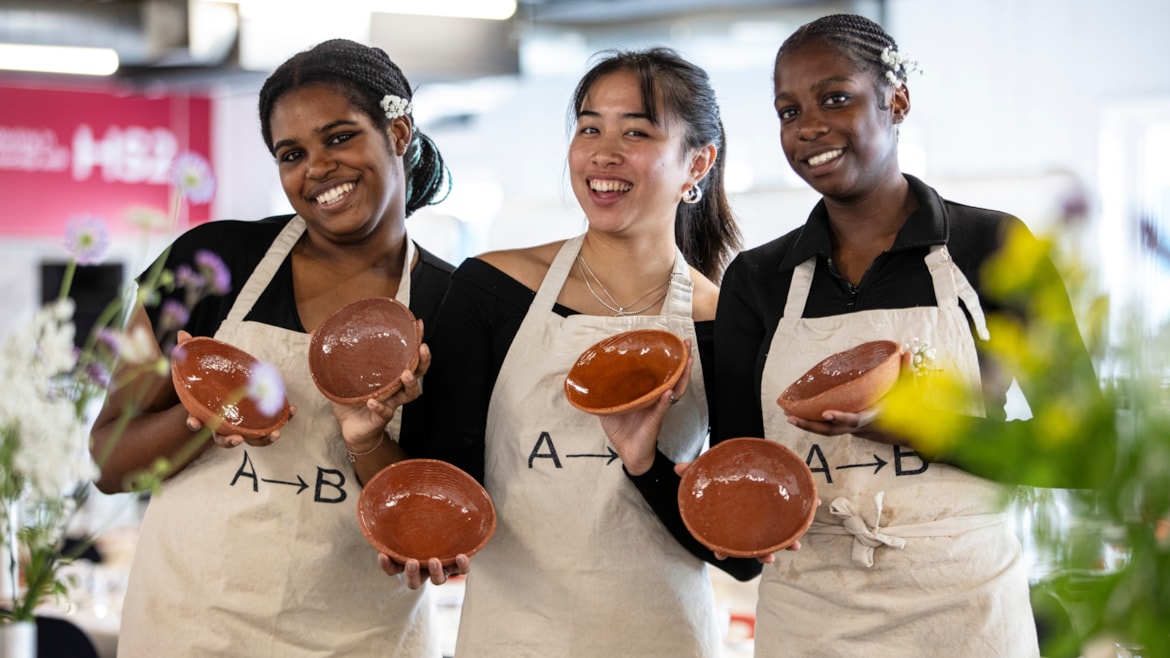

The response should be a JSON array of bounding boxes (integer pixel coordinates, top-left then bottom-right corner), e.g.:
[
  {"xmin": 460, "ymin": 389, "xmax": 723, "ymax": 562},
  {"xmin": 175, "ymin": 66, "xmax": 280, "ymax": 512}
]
[
  {"xmin": 309, "ymin": 297, "xmax": 420, "ymax": 405},
  {"xmin": 170, "ymin": 336, "xmax": 291, "ymax": 439},
  {"xmin": 679, "ymin": 437, "xmax": 818, "ymax": 558},
  {"xmin": 776, "ymin": 339, "xmax": 902, "ymax": 421},
  {"xmin": 357, "ymin": 459, "xmax": 497, "ymax": 566},
  {"xmin": 564, "ymin": 329, "xmax": 687, "ymax": 416}
]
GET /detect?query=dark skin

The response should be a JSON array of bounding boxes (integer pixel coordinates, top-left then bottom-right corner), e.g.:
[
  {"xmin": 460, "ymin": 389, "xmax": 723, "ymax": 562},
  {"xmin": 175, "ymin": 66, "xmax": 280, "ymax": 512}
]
[
  {"xmin": 90, "ymin": 83, "xmax": 462, "ymax": 589},
  {"xmin": 769, "ymin": 39, "xmax": 928, "ymax": 444}
]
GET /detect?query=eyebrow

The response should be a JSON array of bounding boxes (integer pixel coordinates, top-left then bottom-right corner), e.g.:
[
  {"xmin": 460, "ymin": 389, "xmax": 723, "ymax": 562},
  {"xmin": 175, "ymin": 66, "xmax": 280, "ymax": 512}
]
[
  {"xmin": 577, "ymin": 108, "xmax": 653, "ymax": 121},
  {"xmin": 774, "ymin": 75, "xmax": 855, "ymax": 102},
  {"xmin": 271, "ymin": 118, "xmax": 360, "ymax": 152}
]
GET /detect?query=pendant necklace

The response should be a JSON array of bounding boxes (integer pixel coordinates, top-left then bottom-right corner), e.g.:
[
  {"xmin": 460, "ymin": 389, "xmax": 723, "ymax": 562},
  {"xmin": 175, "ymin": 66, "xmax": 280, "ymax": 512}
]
[{"xmin": 577, "ymin": 253, "xmax": 673, "ymax": 317}]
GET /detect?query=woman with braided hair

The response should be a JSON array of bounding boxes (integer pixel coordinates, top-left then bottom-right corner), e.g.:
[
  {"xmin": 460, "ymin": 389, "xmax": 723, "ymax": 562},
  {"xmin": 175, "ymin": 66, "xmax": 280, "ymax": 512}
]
[
  {"xmin": 711, "ymin": 13, "xmax": 1112, "ymax": 655},
  {"xmin": 92, "ymin": 38, "xmax": 455, "ymax": 656}
]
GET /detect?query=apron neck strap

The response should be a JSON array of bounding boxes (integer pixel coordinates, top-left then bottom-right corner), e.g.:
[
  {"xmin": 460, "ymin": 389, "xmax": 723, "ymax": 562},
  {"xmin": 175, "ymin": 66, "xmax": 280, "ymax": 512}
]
[
  {"xmin": 925, "ymin": 245, "xmax": 989, "ymax": 341},
  {"xmin": 783, "ymin": 258, "xmax": 816, "ymax": 318},
  {"xmin": 226, "ymin": 216, "xmax": 306, "ymax": 323}
]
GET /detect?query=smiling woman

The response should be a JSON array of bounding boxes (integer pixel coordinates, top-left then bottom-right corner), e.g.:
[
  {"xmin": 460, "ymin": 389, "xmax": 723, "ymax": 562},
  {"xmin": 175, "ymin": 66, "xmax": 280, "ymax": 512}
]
[
  {"xmin": 713, "ymin": 13, "xmax": 1114, "ymax": 657},
  {"xmin": 88, "ymin": 38, "xmax": 458, "ymax": 657}
]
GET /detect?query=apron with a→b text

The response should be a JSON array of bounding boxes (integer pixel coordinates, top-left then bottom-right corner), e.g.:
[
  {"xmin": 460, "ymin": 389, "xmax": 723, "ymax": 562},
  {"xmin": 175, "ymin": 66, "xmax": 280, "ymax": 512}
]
[
  {"xmin": 454, "ymin": 234, "xmax": 722, "ymax": 658},
  {"xmin": 753, "ymin": 246, "xmax": 1039, "ymax": 657},
  {"xmin": 119, "ymin": 216, "xmax": 438, "ymax": 657}
]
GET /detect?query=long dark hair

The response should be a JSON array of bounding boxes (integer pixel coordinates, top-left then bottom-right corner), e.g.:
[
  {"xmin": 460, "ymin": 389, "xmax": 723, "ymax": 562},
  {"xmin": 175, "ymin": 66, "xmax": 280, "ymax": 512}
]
[
  {"xmin": 258, "ymin": 38, "xmax": 450, "ymax": 217},
  {"xmin": 569, "ymin": 47, "xmax": 741, "ymax": 282}
]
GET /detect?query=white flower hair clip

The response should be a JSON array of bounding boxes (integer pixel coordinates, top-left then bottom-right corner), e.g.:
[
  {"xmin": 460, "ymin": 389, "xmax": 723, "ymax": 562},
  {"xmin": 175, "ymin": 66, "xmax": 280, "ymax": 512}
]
[
  {"xmin": 904, "ymin": 337, "xmax": 938, "ymax": 378},
  {"xmin": 380, "ymin": 94, "xmax": 413, "ymax": 120},
  {"xmin": 880, "ymin": 46, "xmax": 920, "ymax": 87}
]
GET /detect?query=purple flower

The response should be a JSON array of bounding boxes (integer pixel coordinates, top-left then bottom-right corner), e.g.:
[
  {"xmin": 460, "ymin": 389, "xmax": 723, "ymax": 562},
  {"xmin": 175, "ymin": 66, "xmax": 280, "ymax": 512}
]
[
  {"xmin": 159, "ymin": 299, "xmax": 190, "ymax": 331},
  {"xmin": 174, "ymin": 264, "xmax": 204, "ymax": 292},
  {"xmin": 171, "ymin": 152, "xmax": 216, "ymax": 205},
  {"xmin": 64, "ymin": 214, "xmax": 110, "ymax": 265},
  {"xmin": 247, "ymin": 361, "xmax": 286, "ymax": 418},
  {"xmin": 194, "ymin": 250, "xmax": 231, "ymax": 296}
]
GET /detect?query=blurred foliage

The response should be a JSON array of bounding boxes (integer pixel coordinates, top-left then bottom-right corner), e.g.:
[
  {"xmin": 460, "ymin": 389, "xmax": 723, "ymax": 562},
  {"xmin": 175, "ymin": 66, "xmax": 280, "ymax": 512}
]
[{"xmin": 882, "ymin": 222, "xmax": 1169, "ymax": 656}]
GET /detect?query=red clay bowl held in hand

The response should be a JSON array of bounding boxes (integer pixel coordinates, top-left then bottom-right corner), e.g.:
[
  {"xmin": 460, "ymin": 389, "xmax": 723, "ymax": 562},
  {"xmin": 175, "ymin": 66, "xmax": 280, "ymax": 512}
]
[
  {"xmin": 170, "ymin": 336, "xmax": 291, "ymax": 440},
  {"xmin": 776, "ymin": 339, "xmax": 902, "ymax": 422},
  {"xmin": 309, "ymin": 297, "xmax": 421, "ymax": 405},
  {"xmin": 357, "ymin": 459, "xmax": 497, "ymax": 566},
  {"xmin": 564, "ymin": 329, "xmax": 688, "ymax": 416},
  {"xmin": 679, "ymin": 438, "xmax": 818, "ymax": 558}
]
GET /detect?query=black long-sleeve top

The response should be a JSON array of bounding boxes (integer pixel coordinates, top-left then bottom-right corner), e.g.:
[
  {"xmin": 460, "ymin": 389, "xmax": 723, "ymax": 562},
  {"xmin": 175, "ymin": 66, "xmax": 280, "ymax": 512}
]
[
  {"xmin": 419, "ymin": 256, "xmax": 763, "ymax": 580},
  {"xmin": 714, "ymin": 175, "xmax": 1115, "ymax": 488}
]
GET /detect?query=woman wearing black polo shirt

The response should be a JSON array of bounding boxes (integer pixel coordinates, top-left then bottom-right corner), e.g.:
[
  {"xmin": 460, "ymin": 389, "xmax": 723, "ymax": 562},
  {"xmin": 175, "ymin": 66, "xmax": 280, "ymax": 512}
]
[
  {"xmin": 713, "ymin": 13, "xmax": 1113, "ymax": 656},
  {"xmin": 90, "ymin": 39, "xmax": 454, "ymax": 656}
]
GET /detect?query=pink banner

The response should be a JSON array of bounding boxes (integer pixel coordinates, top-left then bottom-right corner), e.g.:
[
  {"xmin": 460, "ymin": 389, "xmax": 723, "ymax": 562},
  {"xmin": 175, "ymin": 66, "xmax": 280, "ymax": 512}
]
[{"xmin": 0, "ymin": 81, "xmax": 212, "ymax": 237}]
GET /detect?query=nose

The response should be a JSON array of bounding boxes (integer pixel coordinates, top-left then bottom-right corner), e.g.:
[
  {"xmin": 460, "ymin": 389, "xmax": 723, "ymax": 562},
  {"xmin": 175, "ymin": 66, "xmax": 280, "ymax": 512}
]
[
  {"xmin": 305, "ymin": 147, "xmax": 337, "ymax": 179},
  {"xmin": 590, "ymin": 132, "xmax": 623, "ymax": 166},
  {"xmin": 794, "ymin": 111, "xmax": 828, "ymax": 141}
]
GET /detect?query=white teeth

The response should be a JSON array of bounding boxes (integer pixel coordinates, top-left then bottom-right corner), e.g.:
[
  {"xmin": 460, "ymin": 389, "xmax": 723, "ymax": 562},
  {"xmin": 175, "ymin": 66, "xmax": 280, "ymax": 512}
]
[
  {"xmin": 807, "ymin": 149, "xmax": 843, "ymax": 167},
  {"xmin": 590, "ymin": 179, "xmax": 632, "ymax": 193},
  {"xmin": 315, "ymin": 182, "xmax": 354, "ymax": 205}
]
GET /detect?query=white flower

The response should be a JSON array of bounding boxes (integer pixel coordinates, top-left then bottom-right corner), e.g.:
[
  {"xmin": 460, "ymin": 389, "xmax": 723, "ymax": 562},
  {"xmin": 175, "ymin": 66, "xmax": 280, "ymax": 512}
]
[
  {"xmin": 171, "ymin": 152, "xmax": 216, "ymax": 205},
  {"xmin": 880, "ymin": 46, "xmax": 921, "ymax": 87},
  {"xmin": 247, "ymin": 361, "xmax": 286, "ymax": 418},
  {"xmin": 380, "ymin": 94, "xmax": 413, "ymax": 120}
]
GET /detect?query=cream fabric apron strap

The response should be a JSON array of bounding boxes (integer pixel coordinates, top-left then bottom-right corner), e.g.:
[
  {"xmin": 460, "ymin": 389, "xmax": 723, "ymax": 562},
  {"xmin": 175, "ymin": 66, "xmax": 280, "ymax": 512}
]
[
  {"xmin": 782, "ymin": 258, "xmax": 815, "ymax": 318},
  {"xmin": 807, "ymin": 492, "xmax": 1007, "ymax": 568},
  {"xmin": 532, "ymin": 234, "xmax": 583, "ymax": 312},
  {"xmin": 924, "ymin": 245, "xmax": 989, "ymax": 341},
  {"xmin": 225, "ymin": 216, "xmax": 305, "ymax": 323}
]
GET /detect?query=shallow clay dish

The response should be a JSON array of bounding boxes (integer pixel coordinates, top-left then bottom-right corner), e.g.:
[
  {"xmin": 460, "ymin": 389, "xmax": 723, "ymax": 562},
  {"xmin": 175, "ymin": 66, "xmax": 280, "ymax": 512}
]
[
  {"xmin": 777, "ymin": 339, "xmax": 902, "ymax": 421},
  {"xmin": 679, "ymin": 438, "xmax": 818, "ymax": 558},
  {"xmin": 309, "ymin": 297, "xmax": 420, "ymax": 405},
  {"xmin": 170, "ymin": 336, "xmax": 291, "ymax": 439},
  {"xmin": 564, "ymin": 329, "xmax": 687, "ymax": 416},
  {"xmin": 357, "ymin": 459, "xmax": 497, "ymax": 566}
]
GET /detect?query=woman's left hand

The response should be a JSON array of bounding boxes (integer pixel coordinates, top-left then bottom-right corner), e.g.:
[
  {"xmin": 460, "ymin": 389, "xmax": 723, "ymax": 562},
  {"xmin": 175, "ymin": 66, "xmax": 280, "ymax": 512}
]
[
  {"xmin": 601, "ymin": 341, "xmax": 693, "ymax": 476},
  {"xmin": 378, "ymin": 552, "xmax": 470, "ymax": 589},
  {"xmin": 332, "ymin": 330, "xmax": 431, "ymax": 449}
]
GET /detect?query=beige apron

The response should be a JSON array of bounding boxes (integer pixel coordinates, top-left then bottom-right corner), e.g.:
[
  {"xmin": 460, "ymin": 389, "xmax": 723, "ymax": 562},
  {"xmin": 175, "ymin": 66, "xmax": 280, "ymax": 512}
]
[
  {"xmin": 454, "ymin": 234, "xmax": 722, "ymax": 658},
  {"xmin": 119, "ymin": 216, "xmax": 439, "ymax": 658},
  {"xmin": 753, "ymin": 246, "xmax": 1039, "ymax": 656}
]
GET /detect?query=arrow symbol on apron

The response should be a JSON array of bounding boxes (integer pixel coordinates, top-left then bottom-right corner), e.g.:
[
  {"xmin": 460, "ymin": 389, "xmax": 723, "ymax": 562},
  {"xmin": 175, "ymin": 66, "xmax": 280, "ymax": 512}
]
[
  {"xmin": 836, "ymin": 454, "xmax": 888, "ymax": 474},
  {"xmin": 261, "ymin": 474, "xmax": 309, "ymax": 494},
  {"xmin": 565, "ymin": 446, "xmax": 619, "ymax": 465}
]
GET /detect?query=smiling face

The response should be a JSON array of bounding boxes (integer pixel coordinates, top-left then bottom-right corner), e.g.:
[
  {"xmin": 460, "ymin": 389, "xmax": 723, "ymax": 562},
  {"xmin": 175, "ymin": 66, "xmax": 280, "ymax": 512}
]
[
  {"xmin": 268, "ymin": 83, "xmax": 410, "ymax": 243},
  {"xmin": 773, "ymin": 39, "xmax": 908, "ymax": 202},
  {"xmin": 568, "ymin": 70, "xmax": 708, "ymax": 236}
]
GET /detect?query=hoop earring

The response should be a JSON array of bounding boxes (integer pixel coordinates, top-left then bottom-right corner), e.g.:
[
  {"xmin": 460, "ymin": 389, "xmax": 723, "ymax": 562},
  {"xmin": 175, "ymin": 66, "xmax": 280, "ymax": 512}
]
[{"xmin": 683, "ymin": 185, "xmax": 702, "ymax": 205}]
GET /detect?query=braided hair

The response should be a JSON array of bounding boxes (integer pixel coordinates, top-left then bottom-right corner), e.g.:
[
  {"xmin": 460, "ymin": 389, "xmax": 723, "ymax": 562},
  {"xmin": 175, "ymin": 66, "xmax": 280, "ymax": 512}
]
[
  {"xmin": 258, "ymin": 38, "xmax": 450, "ymax": 217},
  {"xmin": 569, "ymin": 47, "xmax": 742, "ymax": 282},
  {"xmin": 775, "ymin": 13, "xmax": 906, "ymax": 107}
]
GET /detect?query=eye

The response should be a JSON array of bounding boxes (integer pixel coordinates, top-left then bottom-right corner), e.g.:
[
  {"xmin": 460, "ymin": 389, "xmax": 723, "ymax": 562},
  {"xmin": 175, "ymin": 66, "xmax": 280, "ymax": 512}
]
[
  {"xmin": 328, "ymin": 132, "xmax": 356, "ymax": 146},
  {"xmin": 823, "ymin": 92, "xmax": 850, "ymax": 107},
  {"xmin": 276, "ymin": 149, "xmax": 303, "ymax": 164},
  {"xmin": 578, "ymin": 126, "xmax": 599, "ymax": 135},
  {"xmin": 625, "ymin": 129, "xmax": 649, "ymax": 137},
  {"xmin": 777, "ymin": 107, "xmax": 798, "ymax": 122}
]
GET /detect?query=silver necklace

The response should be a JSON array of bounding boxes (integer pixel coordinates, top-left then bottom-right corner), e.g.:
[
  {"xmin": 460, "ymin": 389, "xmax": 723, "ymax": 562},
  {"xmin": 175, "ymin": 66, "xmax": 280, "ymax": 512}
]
[{"xmin": 577, "ymin": 253, "xmax": 673, "ymax": 317}]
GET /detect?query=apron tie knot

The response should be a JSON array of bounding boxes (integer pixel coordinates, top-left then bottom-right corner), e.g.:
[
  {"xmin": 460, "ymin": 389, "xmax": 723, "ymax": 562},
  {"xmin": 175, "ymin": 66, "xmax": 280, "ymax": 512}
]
[{"xmin": 828, "ymin": 493, "xmax": 905, "ymax": 568}]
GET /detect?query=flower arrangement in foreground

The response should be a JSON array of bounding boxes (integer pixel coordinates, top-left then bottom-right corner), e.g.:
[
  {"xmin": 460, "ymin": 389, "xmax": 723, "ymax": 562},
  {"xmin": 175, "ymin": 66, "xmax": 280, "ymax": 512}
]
[{"xmin": 0, "ymin": 151, "xmax": 283, "ymax": 625}]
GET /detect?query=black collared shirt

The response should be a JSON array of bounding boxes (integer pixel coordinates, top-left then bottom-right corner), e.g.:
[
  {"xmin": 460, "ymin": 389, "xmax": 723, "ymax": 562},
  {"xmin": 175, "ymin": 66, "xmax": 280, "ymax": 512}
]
[{"xmin": 715, "ymin": 174, "xmax": 1037, "ymax": 442}]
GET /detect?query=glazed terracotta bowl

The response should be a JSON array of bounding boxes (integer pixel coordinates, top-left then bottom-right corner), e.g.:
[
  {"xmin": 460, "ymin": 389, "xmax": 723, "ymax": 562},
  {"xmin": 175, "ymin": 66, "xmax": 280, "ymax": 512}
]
[
  {"xmin": 679, "ymin": 437, "xmax": 818, "ymax": 558},
  {"xmin": 776, "ymin": 339, "xmax": 902, "ymax": 421},
  {"xmin": 309, "ymin": 297, "xmax": 420, "ymax": 405},
  {"xmin": 357, "ymin": 459, "xmax": 497, "ymax": 566},
  {"xmin": 564, "ymin": 329, "xmax": 687, "ymax": 416},
  {"xmin": 170, "ymin": 336, "xmax": 291, "ymax": 439}
]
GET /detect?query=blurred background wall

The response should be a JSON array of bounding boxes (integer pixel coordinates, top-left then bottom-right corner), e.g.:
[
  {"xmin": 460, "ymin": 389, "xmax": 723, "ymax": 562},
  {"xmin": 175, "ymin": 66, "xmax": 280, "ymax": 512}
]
[{"xmin": 2, "ymin": 0, "xmax": 1168, "ymax": 338}]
